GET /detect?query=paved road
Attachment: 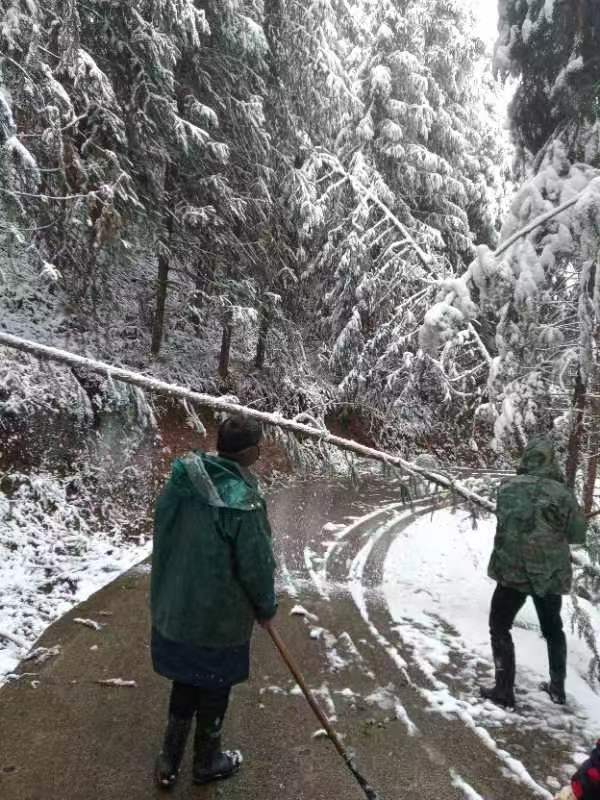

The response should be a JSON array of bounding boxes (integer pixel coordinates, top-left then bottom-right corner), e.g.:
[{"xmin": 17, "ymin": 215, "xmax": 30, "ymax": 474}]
[{"xmin": 0, "ymin": 478, "xmax": 574, "ymax": 800}]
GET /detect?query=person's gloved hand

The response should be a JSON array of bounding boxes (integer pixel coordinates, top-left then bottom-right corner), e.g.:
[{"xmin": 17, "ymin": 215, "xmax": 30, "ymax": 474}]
[{"xmin": 554, "ymin": 786, "xmax": 576, "ymax": 800}]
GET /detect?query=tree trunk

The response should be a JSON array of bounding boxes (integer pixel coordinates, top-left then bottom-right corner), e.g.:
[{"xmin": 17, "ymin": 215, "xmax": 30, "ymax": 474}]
[
  {"xmin": 583, "ymin": 394, "xmax": 600, "ymax": 514},
  {"xmin": 191, "ymin": 258, "xmax": 206, "ymax": 336},
  {"xmin": 566, "ymin": 369, "xmax": 587, "ymax": 489},
  {"xmin": 151, "ymin": 168, "xmax": 175, "ymax": 357},
  {"xmin": 583, "ymin": 444, "xmax": 598, "ymax": 515},
  {"xmin": 218, "ymin": 308, "xmax": 234, "ymax": 379},
  {"xmin": 255, "ymin": 310, "xmax": 269, "ymax": 369},
  {"xmin": 151, "ymin": 246, "xmax": 170, "ymax": 356},
  {"xmin": 583, "ymin": 328, "xmax": 600, "ymax": 512},
  {"xmin": 0, "ymin": 329, "xmax": 502, "ymax": 512}
]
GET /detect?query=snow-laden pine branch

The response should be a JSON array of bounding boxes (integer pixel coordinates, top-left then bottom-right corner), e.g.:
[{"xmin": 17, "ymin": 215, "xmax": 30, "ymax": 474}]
[
  {"xmin": 0, "ymin": 331, "xmax": 495, "ymax": 513},
  {"xmin": 493, "ymin": 195, "xmax": 581, "ymax": 259},
  {"xmin": 320, "ymin": 154, "xmax": 583, "ymax": 277}
]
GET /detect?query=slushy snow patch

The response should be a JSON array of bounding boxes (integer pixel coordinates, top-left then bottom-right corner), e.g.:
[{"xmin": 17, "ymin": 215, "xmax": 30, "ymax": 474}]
[
  {"xmin": 290, "ymin": 604, "xmax": 319, "ymax": 621},
  {"xmin": 450, "ymin": 770, "xmax": 485, "ymax": 800}
]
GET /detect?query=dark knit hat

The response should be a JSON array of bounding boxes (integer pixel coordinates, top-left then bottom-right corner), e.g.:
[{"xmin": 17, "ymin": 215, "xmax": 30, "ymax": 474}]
[{"xmin": 217, "ymin": 416, "xmax": 262, "ymax": 454}]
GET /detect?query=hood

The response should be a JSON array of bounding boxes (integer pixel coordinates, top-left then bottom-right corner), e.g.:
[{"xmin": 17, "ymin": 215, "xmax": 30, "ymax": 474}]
[
  {"xmin": 517, "ymin": 436, "xmax": 564, "ymax": 483},
  {"xmin": 170, "ymin": 452, "xmax": 260, "ymax": 510}
]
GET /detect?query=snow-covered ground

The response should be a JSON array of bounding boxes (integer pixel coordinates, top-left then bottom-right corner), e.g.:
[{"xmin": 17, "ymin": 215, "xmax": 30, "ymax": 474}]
[
  {"xmin": 382, "ymin": 509, "xmax": 600, "ymax": 784},
  {"xmin": 383, "ymin": 509, "xmax": 600, "ymax": 717},
  {"xmin": 0, "ymin": 471, "xmax": 150, "ymax": 682},
  {"xmin": 278, "ymin": 491, "xmax": 600, "ymax": 796}
]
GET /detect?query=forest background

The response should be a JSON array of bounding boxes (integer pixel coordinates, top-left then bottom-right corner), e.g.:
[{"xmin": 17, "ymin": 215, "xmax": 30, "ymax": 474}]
[{"xmin": 1, "ymin": 0, "xmax": 600, "ymax": 495}]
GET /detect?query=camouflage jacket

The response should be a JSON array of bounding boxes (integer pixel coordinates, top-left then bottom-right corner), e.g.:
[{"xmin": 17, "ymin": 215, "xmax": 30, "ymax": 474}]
[{"xmin": 488, "ymin": 438, "xmax": 587, "ymax": 596}]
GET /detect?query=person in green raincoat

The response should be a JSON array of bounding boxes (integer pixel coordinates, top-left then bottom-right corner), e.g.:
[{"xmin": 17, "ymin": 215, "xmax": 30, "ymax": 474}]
[
  {"xmin": 480, "ymin": 436, "xmax": 587, "ymax": 709},
  {"xmin": 150, "ymin": 416, "xmax": 277, "ymax": 789}
]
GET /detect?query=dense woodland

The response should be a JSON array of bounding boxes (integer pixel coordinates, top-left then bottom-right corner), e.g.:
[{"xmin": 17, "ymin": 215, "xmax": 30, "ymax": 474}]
[{"xmin": 1, "ymin": 0, "xmax": 600, "ymax": 487}]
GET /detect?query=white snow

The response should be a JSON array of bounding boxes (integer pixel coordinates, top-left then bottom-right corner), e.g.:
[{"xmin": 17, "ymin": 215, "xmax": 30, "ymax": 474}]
[
  {"xmin": 365, "ymin": 684, "xmax": 418, "ymax": 736},
  {"xmin": 337, "ymin": 687, "xmax": 358, "ymax": 698},
  {"xmin": 259, "ymin": 685, "xmax": 287, "ymax": 696},
  {"xmin": 321, "ymin": 628, "xmax": 352, "ymax": 672},
  {"xmin": 73, "ymin": 618, "xmax": 103, "ymax": 631},
  {"xmin": 382, "ymin": 509, "xmax": 600, "ymax": 723},
  {"xmin": 381, "ymin": 508, "xmax": 600, "ymax": 789},
  {"xmin": 97, "ymin": 678, "xmax": 137, "ymax": 688},
  {"xmin": 0, "ymin": 471, "xmax": 150, "ymax": 683},
  {"xmin": 450, "ymin": 769, "xmax": 485, "ymax": 800},
  {"xmin": 289, "ymin": 604, "xmax": 319, "ymax": 621}
]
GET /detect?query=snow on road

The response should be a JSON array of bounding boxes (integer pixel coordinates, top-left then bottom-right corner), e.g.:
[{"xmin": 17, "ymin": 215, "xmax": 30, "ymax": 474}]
[
  {"xmin": 382, "ymin": 508, "xmax": 600, "ymax": 787},
  {"xmin": 4, "ymin": 473, "xmax": 599, "ymax": 795}
]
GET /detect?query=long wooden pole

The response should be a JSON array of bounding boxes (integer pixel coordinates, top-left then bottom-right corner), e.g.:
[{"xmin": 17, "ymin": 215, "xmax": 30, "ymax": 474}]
[
  {"xmin": 0, "ymin": 331, "xmax": 496, "ymax": 512},
  {"xmin": 3, "ymin": 333, "xmax": 598, "ymax": 630},
  {"xmin": 267, "ymin": 623, "xmax": 381, "ymax": 800}
]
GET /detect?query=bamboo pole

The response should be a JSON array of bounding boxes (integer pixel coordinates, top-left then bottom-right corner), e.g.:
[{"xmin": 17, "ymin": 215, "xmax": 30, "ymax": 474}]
[
  {"xmin": 0, "ymin": 331, "xmax": 495, "ymax": 512},
  {"xmin": 267, "ymin": 623, "xmax": 381, "ymax": 800}
]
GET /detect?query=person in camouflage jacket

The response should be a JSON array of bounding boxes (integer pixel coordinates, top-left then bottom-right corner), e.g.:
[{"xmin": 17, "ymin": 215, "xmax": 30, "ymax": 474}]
[{"xmin": 480, "ymin": 436, "xmax": 587, "ymax": 708}]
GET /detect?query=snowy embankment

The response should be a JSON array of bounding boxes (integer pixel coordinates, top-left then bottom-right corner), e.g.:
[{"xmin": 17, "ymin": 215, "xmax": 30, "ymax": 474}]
[
  {"xmin": 0, "ymin": 345, "xmax": 158, "ymax": 683},
  {"xmin": 0, "ymin": 472, "xmax": 150, "ymax": 682},
  {"xmin": 382, "ymin": 509, "xmax": 600, "ymax": 780}
]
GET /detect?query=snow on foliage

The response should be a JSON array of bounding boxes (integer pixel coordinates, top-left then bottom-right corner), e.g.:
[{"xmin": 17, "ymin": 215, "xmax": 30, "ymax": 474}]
[
  {"xmin": 420, "ymin": 142, "xmax": 600, "ymax": 449},
  {"xmin": 0, "ymin": 348, "xmax": 93, "ymax": 422},
  {"xmin": 495, "ymin": 0, "xmax": 600, "ymax": 157},
  {"xmin": 279, "ymin": 0, "xmax": 507, "ymax": 447}
]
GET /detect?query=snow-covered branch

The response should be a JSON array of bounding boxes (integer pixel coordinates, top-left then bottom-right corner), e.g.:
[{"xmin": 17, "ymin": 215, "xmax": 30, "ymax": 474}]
[
  {"xmin": 493, "ymin": 195, "xmax": 581, "ymax": 259},
  {"xmin": 338, "ymin": 168, "xmax": 434, "ymax": 270}
]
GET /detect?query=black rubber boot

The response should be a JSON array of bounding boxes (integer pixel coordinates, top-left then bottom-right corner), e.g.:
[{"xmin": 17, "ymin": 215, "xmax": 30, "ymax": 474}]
[
  {"xmin": 547, "ymin": 630, "xmax": 567, "ymax": 704},
  {"xmin": 154, "ymin": 715, "xmax": 193, "ymax": 790},
  {"xmin": 480, "ymin": 633, "xmax": 516, "ymax": 708},
  {"xmin": 192, "ymin": 719, "xmax": 243, "ymax": 785},
  {"xmin": 480, "ymin": 684, "xmax": 516, "ymax": 708},
  {"xmin": 540, "ymin": 681, "xmax": 566, "ymax": 705}
]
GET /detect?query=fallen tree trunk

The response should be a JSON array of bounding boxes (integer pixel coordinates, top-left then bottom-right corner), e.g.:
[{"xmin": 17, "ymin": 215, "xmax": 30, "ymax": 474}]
[
  {"xmin": 3, "ymin": 333, "xmax": 598, "ymax": 601},
  {"xmin": 0, "ymin": 331, "xmax": 495, "ymax": 512},
  {"xmin": 493, "ymin": 195, "xmax": 580, "ymax": 259}
]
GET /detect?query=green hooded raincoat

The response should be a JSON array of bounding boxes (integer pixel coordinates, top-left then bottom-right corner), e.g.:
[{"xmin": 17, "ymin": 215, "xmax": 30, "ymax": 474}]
[
  {"xmin": 488, "ymin": 437, "xmax": 587, "ymax": 596},
  {"xmin": 151, "ymin": 452, "xmax": 277, "ymax": 650}
]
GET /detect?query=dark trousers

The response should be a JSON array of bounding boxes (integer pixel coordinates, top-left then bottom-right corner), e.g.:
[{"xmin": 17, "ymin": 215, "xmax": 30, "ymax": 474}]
[
  {"xmin": 169, "ymin": 682, "xmax": 231, "ymax": 730},
  {"xmin": 490, "ymin": 584, "xmax": 567, "ymax": 690}
]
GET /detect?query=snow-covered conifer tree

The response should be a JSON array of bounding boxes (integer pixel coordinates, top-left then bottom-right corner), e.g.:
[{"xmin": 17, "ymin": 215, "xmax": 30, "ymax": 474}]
[
  {"xmin": 286, "ymin": 0, "xmax": 506, "ymax": 448},
  {"xmin": 412, "ymin": 0, "xmax": 600, "ymax": 471},
  {"xmin": 496, "ymin": 0, "xmax": 600, "ymax": 163}
]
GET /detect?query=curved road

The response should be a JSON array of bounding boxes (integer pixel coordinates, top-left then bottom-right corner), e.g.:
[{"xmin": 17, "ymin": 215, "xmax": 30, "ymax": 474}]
[{"xmin": 0, "ymin": 476, "xmax": 584, "ymax": 800}]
